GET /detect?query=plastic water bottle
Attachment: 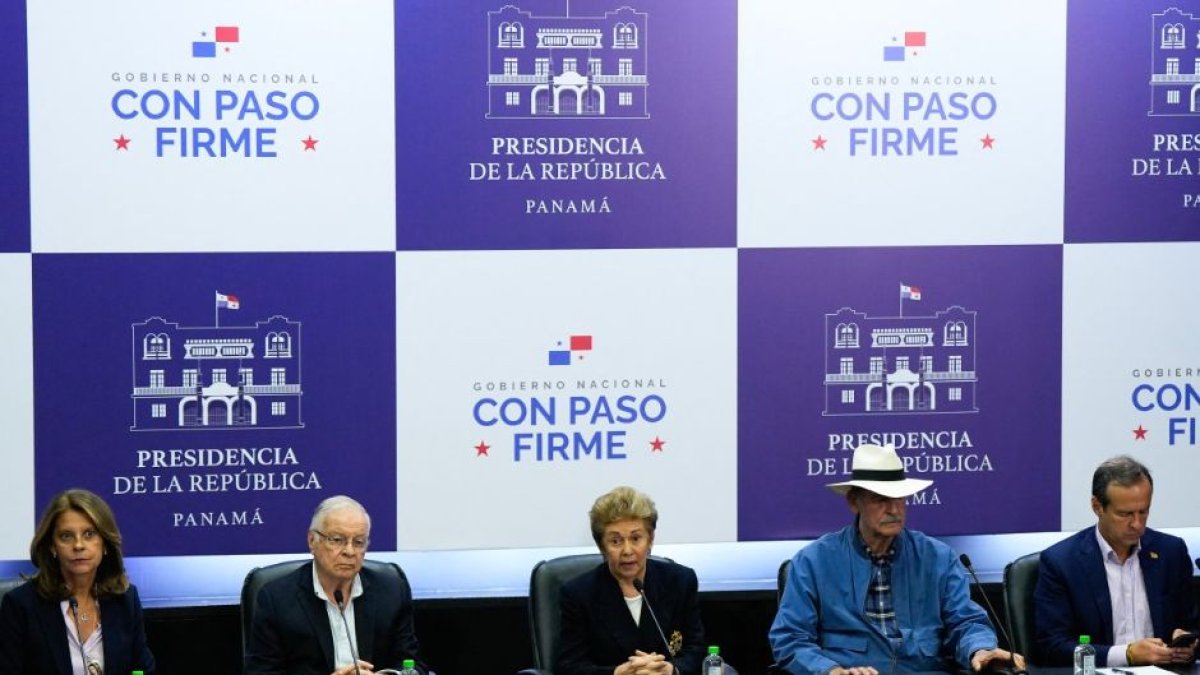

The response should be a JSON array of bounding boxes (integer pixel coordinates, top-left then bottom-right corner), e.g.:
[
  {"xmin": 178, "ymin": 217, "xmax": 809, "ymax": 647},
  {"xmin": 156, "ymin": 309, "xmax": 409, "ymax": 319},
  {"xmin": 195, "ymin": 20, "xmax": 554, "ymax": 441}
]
[
  {"xmin": 703, "ymin": 645, "xmax": 723, "ymax": 675},
  {"xmin": 1073, "ymin": 635, "xmax": 1096, "ymax": 675},
  {"xmin": 399, "ymin": 658, "xmax": 419, "ymax": 675}
]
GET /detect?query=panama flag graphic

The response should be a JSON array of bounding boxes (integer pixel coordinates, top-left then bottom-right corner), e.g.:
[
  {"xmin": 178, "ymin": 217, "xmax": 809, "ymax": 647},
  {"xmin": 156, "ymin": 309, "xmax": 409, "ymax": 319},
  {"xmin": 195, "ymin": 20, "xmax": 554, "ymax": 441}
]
[
  {"xmin": 215, "ymin": 291, "xmax": 240, "ymax": 310},
  {"xmin": 900, "ymin": 284, "xmax": 922, "ymax": 301}
]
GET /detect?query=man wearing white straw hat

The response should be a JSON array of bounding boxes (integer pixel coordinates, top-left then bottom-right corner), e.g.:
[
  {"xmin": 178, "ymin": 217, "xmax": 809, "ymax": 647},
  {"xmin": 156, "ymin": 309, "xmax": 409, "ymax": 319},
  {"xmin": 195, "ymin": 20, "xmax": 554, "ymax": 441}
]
[{"xmin": 769, "ymin": 443, "xmax": 1024, "ymax": 675}]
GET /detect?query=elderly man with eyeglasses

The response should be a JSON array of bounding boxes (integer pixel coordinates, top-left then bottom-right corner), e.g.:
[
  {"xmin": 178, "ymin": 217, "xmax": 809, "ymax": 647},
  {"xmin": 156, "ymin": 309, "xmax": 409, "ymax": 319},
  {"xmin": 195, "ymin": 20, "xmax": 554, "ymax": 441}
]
[{"xmin": 245, "ymin": 495, "xmax": 428, "ymax": 675}]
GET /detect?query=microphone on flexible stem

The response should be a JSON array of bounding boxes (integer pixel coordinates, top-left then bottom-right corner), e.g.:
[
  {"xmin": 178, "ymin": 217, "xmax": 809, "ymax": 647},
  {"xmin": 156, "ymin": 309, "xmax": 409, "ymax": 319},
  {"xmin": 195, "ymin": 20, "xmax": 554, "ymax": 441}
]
[
  {"xmin": 631, "ymin": 578, "xmax": 674, "ymax": 665},
  {"xmin": 959, "ymin": 554, "xmax": 1027, "ymax": 675},
  {"xmin": 68, "ymin": 597, "xmax": 102, "ymax": 675},
  {"xmin": 1194, "ymin": 558, "xmax": 1200, "ymax": 573},
  {"xmin": 333, "ymin": 589, "xmax": 363, "ymax": 675}
]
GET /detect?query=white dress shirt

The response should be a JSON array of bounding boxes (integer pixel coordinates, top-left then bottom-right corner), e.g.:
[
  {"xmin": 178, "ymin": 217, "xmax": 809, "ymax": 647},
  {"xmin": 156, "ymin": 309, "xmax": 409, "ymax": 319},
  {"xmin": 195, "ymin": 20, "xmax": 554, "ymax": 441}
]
[
  {"xmin": 1096, "ymin": 526, "xmax": 1152, "ymax": 666},
  {"xmin": 312, "ymin": 567, "xmax": 365, "ymax": 668}
]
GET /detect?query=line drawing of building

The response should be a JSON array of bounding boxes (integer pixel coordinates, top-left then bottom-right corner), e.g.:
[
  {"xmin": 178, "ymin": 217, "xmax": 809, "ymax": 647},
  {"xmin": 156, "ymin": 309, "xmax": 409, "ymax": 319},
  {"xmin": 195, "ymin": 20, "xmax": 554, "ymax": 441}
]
[
  {"xmin": 1149, "ymin": 7, "xmax": 1200, "ymax": 116},
  {"xmin": 822, "ymin": 303, "xmax": 978, "ymax": 416},
  {"xmin": 485, "ymin": 3, "xmax": 649, "ymax": 119},
  {"xmin": 131, "ymin": 314, "xmax": 303, "ymax": 431}
]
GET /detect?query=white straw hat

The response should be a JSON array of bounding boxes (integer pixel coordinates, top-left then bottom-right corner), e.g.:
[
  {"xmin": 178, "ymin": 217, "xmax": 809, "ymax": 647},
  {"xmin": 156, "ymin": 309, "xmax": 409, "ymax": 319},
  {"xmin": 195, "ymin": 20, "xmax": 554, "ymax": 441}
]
[{"xmin": 826, "ymin": 443, "xmax": 933, "ymax": 498}]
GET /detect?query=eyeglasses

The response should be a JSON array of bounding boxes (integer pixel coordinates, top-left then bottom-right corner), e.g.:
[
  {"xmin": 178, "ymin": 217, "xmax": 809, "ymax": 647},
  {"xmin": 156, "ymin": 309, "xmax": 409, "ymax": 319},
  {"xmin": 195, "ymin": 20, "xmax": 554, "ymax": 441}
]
[{"xmin": 312, "ymin": 530, "xmax": 369, "ymax": 552}]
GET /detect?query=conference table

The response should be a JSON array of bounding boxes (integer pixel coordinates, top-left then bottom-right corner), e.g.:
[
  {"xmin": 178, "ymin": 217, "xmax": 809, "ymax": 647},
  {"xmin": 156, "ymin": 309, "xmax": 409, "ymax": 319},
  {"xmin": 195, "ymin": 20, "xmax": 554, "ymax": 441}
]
[
  {"xmin": 1027, "ymin": 669, "xmax": 1200, "ymax": 675},
  {"xmin": 902, "ymin": 662, "xmax": 1200, "ymax": 667}
]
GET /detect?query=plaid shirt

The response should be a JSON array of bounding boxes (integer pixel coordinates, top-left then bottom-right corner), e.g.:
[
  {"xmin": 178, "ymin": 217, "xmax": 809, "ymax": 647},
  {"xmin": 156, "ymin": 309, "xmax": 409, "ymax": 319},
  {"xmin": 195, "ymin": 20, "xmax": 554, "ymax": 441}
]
[{"xmin": 862, "ymin": 540, "xmax": 901, "ymax": 640}]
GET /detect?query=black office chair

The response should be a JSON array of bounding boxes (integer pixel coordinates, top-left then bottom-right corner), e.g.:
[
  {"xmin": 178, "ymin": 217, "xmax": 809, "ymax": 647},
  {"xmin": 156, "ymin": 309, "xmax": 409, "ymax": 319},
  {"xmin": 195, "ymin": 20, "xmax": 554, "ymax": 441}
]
[
  {"xmin": 521, "ymin": 553, "xmax": 605, "ymax": 675},
  {"xmin": 0, "ymin": 577, "xmax": 25, "ymax": 603},
  {"xmin": 239, "ymin": 558, "xmax": 407, "ymax": 658},
  {"xmin": 240, "ymin": 559, "xmax": 306, "ymax": 655},
  {"xmin": 1002, "ymin": 551, "xmax": 1041, "ymax": 662},
  {"xmin": 764, "ymin": 559, "xmax": 794, "ymax": 674},
  {"xmin": 521, "ymin": 553, "xmax": 687, "ymax": 675},
  {"xmin": 776, "ymin": 559, "xmax": 792, "ymax": 606}
]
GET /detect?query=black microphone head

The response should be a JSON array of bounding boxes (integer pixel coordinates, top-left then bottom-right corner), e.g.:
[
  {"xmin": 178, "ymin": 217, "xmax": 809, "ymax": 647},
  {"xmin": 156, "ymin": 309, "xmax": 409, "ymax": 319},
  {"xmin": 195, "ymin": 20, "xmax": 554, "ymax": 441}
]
[
  {"xmin": 632, "ymin": 578, "xmax": 644, "ymax": 592},
  {"xmin": 333, "ymin": 589, "xmax": 344, "ymax": 607},
  {"xmin": 68, "ymin": 596, "xmax": 79, "ymax": 610},
  {"xmin": 959, "ymin": 553, "xmax": 973, "ymax": 569},
  {"xmin": 1195, "ymin": 558, "xmax": 1200, "ymax": 573}
]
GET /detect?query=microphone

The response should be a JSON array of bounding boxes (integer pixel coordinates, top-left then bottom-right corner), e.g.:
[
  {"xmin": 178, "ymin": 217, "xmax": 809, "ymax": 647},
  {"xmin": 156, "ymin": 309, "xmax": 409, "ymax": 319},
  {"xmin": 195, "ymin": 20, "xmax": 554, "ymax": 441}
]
[
  {"xmin": 631, "ymin": 578, "xmax": 673, "ymax": 661},
  {"xmin": 1194, "ymin": 558, "xmax": 1200, "ymax": 572},
  {"xmin": 333, "ymin": 589, "xmax": 362, "ymax": 675},
  {"xmin": 959, "ymin": 554, "xmax": 1026, "ymax": 675},
  {"xmin": 68, "ymin": 597, "xmax": 102, "ymax": 675}
]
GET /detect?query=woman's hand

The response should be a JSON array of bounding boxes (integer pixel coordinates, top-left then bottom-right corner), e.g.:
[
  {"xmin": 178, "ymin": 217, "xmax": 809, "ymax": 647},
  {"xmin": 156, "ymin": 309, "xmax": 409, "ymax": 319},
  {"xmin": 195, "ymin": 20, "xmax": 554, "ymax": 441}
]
[{"xmin": 614, "ymin": 650, "xmax": 672, "ymax": 675}]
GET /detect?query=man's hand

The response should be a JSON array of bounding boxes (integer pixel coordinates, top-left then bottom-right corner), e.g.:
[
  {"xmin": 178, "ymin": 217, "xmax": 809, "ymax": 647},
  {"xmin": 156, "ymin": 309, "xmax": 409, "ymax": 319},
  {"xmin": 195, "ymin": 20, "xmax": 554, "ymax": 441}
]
[
  {"xmin": 970, "ymin": 648, "xmax": 1023, "ymax": 672},
  {"xmin": 828, "ymin": 667, "xmax": 879, "ymax": 675},
  {"xmin": 1164, "ymin": 630, "xmax": 1199, "ymax": 664},
  {"xmin": 1129, "ymin": 637, "xmax": 1177, "ymax": 665},
  {"xmin": 330, "ymin": 661, "xmax": 374, "ymax": 675}
]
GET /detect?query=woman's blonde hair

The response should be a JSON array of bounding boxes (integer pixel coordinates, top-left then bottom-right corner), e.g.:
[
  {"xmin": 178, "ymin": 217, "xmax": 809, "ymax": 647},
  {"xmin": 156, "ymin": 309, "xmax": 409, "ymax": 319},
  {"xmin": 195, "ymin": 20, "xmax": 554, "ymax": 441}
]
[{"xmin": 588, "ymin": 486, "xmax": 658, "ymax": 547}]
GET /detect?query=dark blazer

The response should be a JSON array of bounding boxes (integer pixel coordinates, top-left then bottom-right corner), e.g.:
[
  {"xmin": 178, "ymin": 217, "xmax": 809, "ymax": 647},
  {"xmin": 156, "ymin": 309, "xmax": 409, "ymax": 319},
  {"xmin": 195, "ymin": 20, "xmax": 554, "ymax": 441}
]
[
  {"xmin": 1034, "ymin": 526, "xmax": 1198, "ymax": 666},
  {"xmin": 0, "ymin": 580, "xmax": 155, "ymax": 675},
  {"xmin": 244, "ymin": 560, "xmax": 427, "ymax": 675},
  {"xmin": 556, "ymin": 558, "xmax": 706, "ymax": 675}
]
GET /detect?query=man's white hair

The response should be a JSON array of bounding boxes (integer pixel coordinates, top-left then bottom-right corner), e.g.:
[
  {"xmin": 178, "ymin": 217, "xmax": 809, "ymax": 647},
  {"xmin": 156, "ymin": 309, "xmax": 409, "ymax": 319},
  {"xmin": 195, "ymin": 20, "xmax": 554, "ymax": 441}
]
[{"xmin": 309, "ymin": 495, "xmax": 371, "ymax": 533}]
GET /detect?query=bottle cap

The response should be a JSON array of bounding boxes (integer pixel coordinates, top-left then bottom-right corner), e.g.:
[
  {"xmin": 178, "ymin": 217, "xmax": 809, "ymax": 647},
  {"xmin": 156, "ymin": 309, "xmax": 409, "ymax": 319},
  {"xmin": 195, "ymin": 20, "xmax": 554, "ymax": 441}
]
[
  {"xmin": 403, "ymin": 659, "xmax": 416, "ymax": 669},
  {"xmin": 707, "ymin": 645, "xmax": 720, "ymax": 655},
  {"xmin": 1080, "ymin": 635, "xmax": 1091, "ymax": 644}
]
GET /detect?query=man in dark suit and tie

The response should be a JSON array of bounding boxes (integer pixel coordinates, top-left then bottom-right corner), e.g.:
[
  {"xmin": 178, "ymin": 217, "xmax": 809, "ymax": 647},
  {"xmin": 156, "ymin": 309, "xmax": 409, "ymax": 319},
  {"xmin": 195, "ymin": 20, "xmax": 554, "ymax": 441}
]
[
  {"xmin": 244, "ymin": 495, "xmax": 428, "ymax": 675},
  {"xmin": 1034, "ymin": 455, "xmax": 1198, "ymax": 666}
]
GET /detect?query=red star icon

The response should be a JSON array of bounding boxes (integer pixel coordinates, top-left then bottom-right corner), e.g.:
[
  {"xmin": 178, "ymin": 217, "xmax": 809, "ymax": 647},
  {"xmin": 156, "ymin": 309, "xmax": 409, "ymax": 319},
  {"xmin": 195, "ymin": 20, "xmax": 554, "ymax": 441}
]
[
  {"xmin": 812, "ymin": 135, "xmax": 827, "ymax": 151},
  {"xmin": 474, "ymin": 441, "xmax": 490, "ymax": 456},
  {"xmin": 114, "ymin": 134, "xmax": 131, "ymax": 150},
  {"xmin": 1133, "ymin": 425, "xmax": 1147, "ymax": 440},
  {"xmin": 649, "ymin": 437, "xmax": 665, "ymax": 452},
  {"xmin": 302, "ymin": 135, "xmax": 319, "ymax": 151},
  {"xmin": 980, "ymin": 134, "xmax": 995, "ymax": 149}
]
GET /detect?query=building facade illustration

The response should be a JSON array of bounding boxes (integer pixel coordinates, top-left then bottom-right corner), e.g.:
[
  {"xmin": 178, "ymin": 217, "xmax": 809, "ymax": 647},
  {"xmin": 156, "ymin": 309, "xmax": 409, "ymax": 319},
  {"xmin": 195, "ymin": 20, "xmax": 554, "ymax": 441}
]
[
  {"xmin": 486, "ymin": 4, "xmax": 649, "ymax": 119},
  {"xmin": 1149, "ymin": 7, "xmax": 1200, "ymax": 115},
  {"xmin": 823, "ymin": 304, "xmax": 978, "ymax": 416},
  {"xmin": 131, "ymin": 315, "xmax": 304, "ymax": 430}
]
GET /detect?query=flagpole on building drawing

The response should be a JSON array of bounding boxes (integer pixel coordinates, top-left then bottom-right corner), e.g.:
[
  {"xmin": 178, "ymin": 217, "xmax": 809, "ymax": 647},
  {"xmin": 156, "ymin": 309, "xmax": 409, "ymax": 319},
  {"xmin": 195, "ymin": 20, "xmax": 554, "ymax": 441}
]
[{"xmin": 214, "ymin": 291, "xmax": 219, "ymax": 328}]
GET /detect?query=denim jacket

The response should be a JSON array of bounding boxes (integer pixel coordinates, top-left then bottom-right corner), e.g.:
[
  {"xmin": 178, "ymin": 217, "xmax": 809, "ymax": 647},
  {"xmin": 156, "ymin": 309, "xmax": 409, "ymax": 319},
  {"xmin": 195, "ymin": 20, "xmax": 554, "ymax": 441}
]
[{"xmin": 770, "ymin": 524, "xmax": 997, "ymax": 674}]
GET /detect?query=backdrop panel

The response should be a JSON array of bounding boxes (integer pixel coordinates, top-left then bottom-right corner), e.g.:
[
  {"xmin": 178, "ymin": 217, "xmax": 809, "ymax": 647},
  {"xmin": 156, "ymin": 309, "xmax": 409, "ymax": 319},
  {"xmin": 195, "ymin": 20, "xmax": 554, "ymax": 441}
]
[
  {"xmin": 32, "ymin": 252, "xmax": 398, "ymax": 556},
  {"xmin": 0, "ymin": 254, "xmax": 35, "ymax": 560},
  {"xmin": 1061, "ymin": 242, "xmax": 1200, "ymax": 528},
  {"xmin": 1064, "ymin": 2, "xmax": 1200, "ymax": 243},
  {"xmin": 27, "ymin": 0, "xmax": 396, "ymax": 253},
  {"xmin": 3, "ymin": 0, "xmax": 1200, "ymax": 611},
  {"xmin": 738, "ymin": 0, "xmax": 1066, "ymax": 248},
  {"xmin": 395, "ymin": 248, "xmax": 738, "ymax": 549},
  {"xmin": 738, "ymin": 245, "xmax": 1063, "ymax": 540},
  {"xmin": 395, "ymin": 0, "xmax": 737, "ymax": 251},
  {"xmin": 0, "ymin": 0, "xmax": 29, "ymax": 252}
]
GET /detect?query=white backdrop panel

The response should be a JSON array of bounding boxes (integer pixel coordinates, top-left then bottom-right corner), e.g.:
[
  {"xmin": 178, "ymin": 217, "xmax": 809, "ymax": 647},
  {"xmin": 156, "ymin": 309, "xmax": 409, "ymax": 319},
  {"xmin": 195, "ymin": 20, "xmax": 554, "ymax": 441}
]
[
  {"xmin": 738, "ymin": 0, "xmax": 1066, "ymax": 248},
  {"xmin": 0, "ymin": 254, "xmax": 35, "ymax": 560},
  {"xmin": 396, "ymin": 248, "xmax": 738, "ymax": 550},
  {"xmin": 1062, "ymin": 242, "xmax": 1200, "ymax": 529},
  {"xmin": 27, "ymin": 0, "xmax": 395, "ymax": 253}
]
